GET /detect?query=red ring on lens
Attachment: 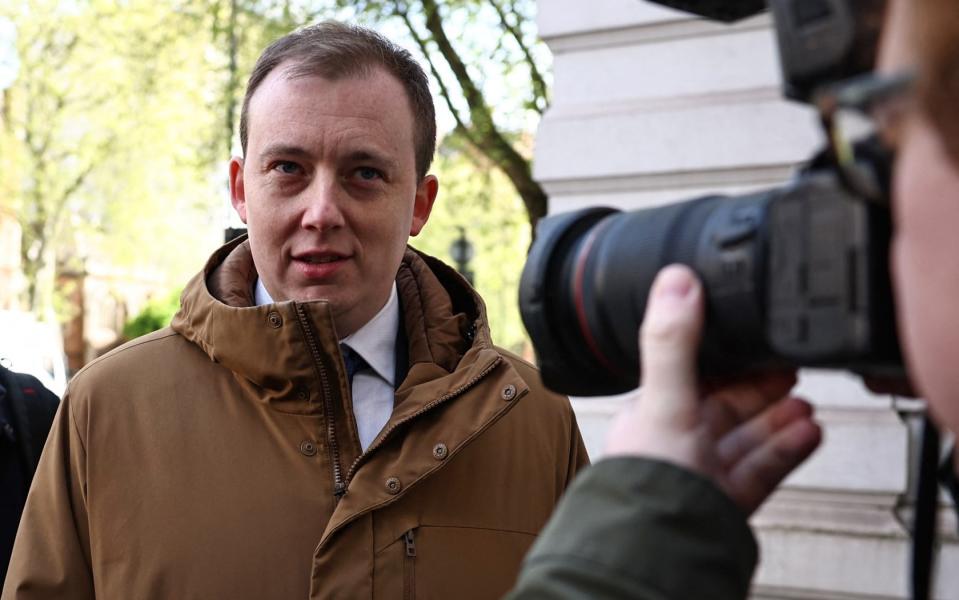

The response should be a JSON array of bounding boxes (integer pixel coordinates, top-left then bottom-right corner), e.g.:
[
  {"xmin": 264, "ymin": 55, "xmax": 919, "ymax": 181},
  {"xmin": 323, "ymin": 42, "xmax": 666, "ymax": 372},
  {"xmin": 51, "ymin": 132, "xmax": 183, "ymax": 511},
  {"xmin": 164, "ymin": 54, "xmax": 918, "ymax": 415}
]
[{"xmin": 572, "ymin": 223, "xmax": 622, "ymax": 376}]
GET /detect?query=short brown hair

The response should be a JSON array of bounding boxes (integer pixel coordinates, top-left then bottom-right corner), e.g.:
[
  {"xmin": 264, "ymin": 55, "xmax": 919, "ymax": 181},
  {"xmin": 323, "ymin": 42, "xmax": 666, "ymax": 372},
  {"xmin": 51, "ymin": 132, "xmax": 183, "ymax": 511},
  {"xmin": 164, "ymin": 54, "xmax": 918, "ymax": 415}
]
[
  {"xmin": 239, "ymin": 21, "xmax": 436, "ymax": 179},
  {"xmin": 915, "ymin": 0, "xmax": 959, "ymax": 166}
]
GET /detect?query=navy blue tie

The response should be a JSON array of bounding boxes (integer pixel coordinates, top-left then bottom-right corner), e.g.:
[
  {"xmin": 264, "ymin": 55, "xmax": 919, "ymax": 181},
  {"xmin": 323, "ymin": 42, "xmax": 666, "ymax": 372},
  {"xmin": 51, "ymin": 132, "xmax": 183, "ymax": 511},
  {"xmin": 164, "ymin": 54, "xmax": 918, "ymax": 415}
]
[{"xmin": 340, "ymin": 344, "xmax": 368, "ymax": 387}]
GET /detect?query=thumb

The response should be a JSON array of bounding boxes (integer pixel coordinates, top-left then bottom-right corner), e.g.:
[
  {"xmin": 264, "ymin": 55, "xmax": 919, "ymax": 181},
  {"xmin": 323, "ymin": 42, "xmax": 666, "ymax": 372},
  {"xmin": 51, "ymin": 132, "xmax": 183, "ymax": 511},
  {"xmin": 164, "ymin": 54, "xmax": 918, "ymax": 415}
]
[{"xmin": 639, "ymin": 264, "xmax": 705, "ymax": 416}]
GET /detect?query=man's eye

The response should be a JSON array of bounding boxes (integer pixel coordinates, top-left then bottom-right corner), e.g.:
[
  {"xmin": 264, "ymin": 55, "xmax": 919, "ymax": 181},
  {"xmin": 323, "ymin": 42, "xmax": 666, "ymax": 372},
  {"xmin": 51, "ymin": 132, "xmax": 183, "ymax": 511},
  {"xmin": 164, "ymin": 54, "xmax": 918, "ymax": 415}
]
[
  {"xmin": 274, "ymin": 161, "xmax": 302, "ymax": 175},
  {"xmin": 355, "ymin": 167, "xmax": 383, "ymax": 181}
]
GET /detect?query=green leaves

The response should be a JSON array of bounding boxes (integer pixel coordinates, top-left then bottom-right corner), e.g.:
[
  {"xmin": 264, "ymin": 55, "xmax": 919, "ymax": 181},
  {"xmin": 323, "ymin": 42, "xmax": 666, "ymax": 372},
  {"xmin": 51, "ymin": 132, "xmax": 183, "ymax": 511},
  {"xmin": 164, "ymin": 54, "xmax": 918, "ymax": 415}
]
[
  {"xmin": 122, "ymin": 289, "xmax": 183, "ymax": 340},
  {"xmin": 2, "ymin": 0, "xmax": 222, "ymax": 313}
]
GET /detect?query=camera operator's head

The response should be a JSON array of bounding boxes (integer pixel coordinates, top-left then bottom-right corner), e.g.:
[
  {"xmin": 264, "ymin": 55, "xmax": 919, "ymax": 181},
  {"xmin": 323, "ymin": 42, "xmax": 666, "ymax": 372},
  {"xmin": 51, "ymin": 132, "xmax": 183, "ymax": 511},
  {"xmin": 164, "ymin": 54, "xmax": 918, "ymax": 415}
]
[{"xmin": 880, "ymin": 0, "xmax": 959, "ymax": 437}]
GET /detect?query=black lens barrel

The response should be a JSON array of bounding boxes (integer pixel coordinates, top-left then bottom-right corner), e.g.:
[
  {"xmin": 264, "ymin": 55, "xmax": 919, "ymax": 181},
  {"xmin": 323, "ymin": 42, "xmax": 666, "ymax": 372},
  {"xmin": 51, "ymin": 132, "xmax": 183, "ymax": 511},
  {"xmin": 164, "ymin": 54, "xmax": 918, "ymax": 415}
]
[{"xmin": 520, "ymin": 194, "xmax": 775, "ymax": 396}]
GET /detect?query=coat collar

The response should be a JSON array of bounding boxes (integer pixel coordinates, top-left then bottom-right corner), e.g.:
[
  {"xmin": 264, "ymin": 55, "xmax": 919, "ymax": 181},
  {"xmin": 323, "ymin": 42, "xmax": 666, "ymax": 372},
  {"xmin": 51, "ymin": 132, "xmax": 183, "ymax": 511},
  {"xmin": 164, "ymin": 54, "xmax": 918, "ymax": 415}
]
[{"xmin": 170, "ymin": 237, "xmax": 498, "ymax": 414}]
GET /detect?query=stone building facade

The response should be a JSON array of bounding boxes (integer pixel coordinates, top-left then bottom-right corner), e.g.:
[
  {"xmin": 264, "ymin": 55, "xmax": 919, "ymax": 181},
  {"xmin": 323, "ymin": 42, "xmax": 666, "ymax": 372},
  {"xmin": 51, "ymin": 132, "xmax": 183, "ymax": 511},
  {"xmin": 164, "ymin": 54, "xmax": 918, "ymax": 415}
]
[{"xmin": 533, "ymin": 2, "xmax": 957, "ymax": 598}]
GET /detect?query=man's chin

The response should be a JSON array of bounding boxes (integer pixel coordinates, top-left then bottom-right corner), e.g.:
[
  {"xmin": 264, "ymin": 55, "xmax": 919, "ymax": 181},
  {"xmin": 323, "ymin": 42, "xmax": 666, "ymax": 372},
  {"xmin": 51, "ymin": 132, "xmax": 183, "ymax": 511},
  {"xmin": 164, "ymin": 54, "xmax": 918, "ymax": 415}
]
[{"xmin": 290, "ymin": 287, "xmax": 341, "ymax": 305}]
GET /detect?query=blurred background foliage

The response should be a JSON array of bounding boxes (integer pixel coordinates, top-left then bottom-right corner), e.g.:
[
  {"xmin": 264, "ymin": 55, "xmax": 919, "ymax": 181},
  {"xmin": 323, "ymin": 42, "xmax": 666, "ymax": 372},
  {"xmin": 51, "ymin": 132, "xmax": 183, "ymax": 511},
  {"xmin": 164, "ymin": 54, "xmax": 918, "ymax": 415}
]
[
  {"xmin": 122, "ymin": 289, "xmax": 183, "ymax": 340},
  {"xmin": 0, "ymin": 0, "xmax": 549, "ymax": 355}
]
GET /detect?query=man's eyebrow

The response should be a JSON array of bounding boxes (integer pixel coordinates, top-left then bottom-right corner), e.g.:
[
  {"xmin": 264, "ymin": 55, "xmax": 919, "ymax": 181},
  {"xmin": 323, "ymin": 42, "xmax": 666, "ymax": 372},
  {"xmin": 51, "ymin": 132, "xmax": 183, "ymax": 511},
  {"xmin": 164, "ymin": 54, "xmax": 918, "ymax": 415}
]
[
  {"xmin": 345, "ymin": 150, "xmax": 399, "ymax": 170},
  {"xmin": 258, "ymin": 144, "xmax": 313, "ymax": 161}
]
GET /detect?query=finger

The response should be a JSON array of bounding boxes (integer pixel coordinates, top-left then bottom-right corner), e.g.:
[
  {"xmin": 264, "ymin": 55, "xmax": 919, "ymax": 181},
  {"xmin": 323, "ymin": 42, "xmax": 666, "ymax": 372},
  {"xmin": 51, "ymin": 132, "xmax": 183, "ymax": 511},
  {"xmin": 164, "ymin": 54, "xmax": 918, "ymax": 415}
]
[
  {"xmin": 725, "ymin": 417, "xmax": 822, "ymax": 515},
  {"xmin": 638, "ymin": 265, "xmax": 704, "ymax": 424},
  {"xmin": 704, "ymin": 370, "xmax": 798, "ymax": 424},
  {"xmin": 703, "ymin": 369, "xmax": 797, "ymax": 401},
  {"xmin": 700, "ymin": 396, "xmax": 739, "ymax": 441},
  {"xmin": 716, "ymin": 396, "xmax": 814, "ymax": 468}
]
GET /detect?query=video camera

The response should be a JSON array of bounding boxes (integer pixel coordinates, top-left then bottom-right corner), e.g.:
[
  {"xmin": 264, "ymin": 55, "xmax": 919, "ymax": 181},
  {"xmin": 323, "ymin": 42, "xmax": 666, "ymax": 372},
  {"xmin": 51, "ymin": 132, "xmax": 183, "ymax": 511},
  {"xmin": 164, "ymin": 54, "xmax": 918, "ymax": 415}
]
[{"xmin": 519, "ymin": 0, "xmax": 903, "ymax": 396}]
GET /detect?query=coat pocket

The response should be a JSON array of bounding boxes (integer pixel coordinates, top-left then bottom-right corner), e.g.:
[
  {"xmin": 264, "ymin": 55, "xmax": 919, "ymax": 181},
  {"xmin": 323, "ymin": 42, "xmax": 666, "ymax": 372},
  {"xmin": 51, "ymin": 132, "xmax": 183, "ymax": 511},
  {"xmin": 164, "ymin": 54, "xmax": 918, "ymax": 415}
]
[
  {"xmin": 375, "ymin": 525, "xmax": 535, "ymax": 599},
  {"xmin": 403, "ymin": 529, "xmax": 416, "ymax": 600}
]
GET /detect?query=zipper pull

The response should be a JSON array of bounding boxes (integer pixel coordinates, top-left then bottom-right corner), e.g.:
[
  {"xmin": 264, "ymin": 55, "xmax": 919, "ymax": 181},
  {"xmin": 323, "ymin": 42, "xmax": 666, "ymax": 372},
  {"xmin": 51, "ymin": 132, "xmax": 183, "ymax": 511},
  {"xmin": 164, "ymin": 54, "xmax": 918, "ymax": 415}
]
[{"xmin": 404, "ymin": 530, "xmax": 416, "ymax": 557}]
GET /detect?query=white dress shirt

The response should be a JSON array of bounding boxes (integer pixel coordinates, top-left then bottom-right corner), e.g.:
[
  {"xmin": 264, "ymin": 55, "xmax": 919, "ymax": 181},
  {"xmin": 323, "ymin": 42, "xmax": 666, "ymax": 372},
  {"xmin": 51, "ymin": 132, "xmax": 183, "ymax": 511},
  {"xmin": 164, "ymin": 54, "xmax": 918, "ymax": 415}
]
[{"xmin": 254, "ymin": 278, "xmax": 398, "ymax": 450}]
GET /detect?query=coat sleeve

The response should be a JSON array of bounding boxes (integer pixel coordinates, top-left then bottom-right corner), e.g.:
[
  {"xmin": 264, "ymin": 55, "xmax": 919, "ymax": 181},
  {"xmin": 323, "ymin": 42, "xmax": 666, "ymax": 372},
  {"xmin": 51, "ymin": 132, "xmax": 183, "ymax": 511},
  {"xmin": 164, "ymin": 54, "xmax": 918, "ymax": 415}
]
[
  {"xmin": 2, "ymin": 392, "xmax": 95, "ymax": 600},
  {"xmin": 507, "ymin": 457, "xmax": 758, "ymax": 600}
]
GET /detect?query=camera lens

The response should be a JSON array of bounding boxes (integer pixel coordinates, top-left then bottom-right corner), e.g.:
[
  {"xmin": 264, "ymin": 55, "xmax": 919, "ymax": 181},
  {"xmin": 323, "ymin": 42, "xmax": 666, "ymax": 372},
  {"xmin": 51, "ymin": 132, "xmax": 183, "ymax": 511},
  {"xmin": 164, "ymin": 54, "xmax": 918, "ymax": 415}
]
[
  {"xmin": 520, "ymin": 194, "xmax": 772, "ymax": 396},
  {"xmin": 520, "ymin": 171, "xmax": 906, "ymax": 396}
]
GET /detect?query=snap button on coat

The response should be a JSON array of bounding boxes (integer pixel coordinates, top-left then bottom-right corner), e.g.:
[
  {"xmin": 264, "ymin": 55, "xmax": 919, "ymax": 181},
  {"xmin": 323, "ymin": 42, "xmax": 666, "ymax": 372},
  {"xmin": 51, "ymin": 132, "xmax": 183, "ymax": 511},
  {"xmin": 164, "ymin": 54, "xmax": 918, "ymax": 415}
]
[
  {"xmin": 502, "ymin": 384, "xmax": 517, "ymax": 401},
  {"xmin": 299, "ymin": 440, "xmax": 317, "ymax": 456},
  {"xmin": 267, "ymin": 311, "xmax": 283, "ymax": 328},
  {"xmin": 385, "ymin": 476, "xmax": 402, "ymax": 494},
  {"xmin": 432, "ymin": 443, "xmax": 449, "ymax": 460}
]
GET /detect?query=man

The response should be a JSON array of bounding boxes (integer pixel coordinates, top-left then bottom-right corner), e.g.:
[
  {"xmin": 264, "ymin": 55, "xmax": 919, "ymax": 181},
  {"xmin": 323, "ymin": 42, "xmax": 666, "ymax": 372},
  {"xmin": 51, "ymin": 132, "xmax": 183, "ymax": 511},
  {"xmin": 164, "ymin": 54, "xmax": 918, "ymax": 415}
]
[
  {"xmin": 509, "ymin": 0, "xmax": 959, "ymax": 597},
  {"xmin": 3, "ymin": 22, "xmax": 587, "ymax": 599},
  {"xmin": 0, "ymin": 364, "xmax": 58, "ymax": 585}
]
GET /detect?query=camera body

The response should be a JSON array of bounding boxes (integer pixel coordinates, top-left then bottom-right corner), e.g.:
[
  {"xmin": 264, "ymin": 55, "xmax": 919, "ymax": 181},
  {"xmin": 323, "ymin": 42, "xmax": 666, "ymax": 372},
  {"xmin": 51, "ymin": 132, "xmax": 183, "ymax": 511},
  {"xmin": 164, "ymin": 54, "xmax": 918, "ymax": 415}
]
[
  {"xmin": 519, "ymin": 0, "xmax": 903, "ymax": 396},
  {"xmin": 649, "ymin": 0, "xmax": 885, "ymax": 102}
]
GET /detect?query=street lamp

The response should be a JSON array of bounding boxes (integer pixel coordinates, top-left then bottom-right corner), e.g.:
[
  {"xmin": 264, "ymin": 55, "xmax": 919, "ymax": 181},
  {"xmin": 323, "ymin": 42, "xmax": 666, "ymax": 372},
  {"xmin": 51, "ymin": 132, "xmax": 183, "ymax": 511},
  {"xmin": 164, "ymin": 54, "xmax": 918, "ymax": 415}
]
[{"xmin": 449, "ymin": 226, "xmax": 475, "ymax": 286}]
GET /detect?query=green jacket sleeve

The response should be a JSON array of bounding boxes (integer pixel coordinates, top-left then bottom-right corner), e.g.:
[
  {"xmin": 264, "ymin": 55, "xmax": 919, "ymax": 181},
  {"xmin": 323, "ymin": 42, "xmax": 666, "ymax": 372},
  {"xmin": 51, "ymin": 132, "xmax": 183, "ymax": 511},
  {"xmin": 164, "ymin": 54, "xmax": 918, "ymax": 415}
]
[{"xmin": 507, "ymin": 457, "xmax": 758, "ymax": 600}]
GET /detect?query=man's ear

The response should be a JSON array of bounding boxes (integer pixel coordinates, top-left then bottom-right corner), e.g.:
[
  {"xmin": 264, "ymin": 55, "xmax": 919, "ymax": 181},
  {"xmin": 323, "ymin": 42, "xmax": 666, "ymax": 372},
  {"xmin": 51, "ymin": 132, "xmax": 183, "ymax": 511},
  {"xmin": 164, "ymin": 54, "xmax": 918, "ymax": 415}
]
[
  {"xmin": 410, "ymin": 174, "xmax": 439, "ymax": 237},
  {"xmin": 229, "ymin": 157, "xmax": 248, "ymax": 224}
]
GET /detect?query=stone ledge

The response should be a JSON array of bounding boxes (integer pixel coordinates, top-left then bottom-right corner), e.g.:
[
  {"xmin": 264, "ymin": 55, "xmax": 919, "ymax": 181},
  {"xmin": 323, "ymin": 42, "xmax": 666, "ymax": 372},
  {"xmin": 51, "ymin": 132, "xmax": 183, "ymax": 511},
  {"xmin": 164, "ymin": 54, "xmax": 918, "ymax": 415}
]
[
  {"xmin": 754, "ymin": 488, "xmax": 959, "ymax": 539},
  {"xmin": 753, "ymin": 526, "xmax": 959, "ymax": 598},
  {"xmin": 550, "ymin": 29, "xmax": 783, "ymax": 105},
  {"xmin": 540, "ymin": 164, "xmax": 796, "ymax": 197},
  {"xmin": 534, "ymin": 98, "xmax": 821, "ymax": 181},
  {"xmin": 542, "ymin": 7, "xmax": 771, "ymax": 52}
]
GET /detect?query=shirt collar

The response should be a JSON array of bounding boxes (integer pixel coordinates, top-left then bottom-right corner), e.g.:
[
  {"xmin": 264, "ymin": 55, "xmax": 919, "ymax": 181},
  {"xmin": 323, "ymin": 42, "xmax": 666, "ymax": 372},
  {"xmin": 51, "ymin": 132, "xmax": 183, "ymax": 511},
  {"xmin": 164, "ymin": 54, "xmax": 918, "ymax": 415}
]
[
  {"xmin": 340, "ymin": 284, "xmax": 398, "ymax": 387},
  {"xmin": 254, "ymin": 277, "xmax": 273, "ymax": 307},
  {"xmin": 253, "ymin": 278, "xmax": 398, "ymax": 387}
]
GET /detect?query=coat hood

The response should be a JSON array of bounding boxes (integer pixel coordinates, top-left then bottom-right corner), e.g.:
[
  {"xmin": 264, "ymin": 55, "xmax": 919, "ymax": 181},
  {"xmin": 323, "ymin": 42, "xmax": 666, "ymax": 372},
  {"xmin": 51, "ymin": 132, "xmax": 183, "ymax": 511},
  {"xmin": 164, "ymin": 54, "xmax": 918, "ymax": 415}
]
[{"xmin": 170, "ymin": 237, "xmax": 496, "ymax": 414}]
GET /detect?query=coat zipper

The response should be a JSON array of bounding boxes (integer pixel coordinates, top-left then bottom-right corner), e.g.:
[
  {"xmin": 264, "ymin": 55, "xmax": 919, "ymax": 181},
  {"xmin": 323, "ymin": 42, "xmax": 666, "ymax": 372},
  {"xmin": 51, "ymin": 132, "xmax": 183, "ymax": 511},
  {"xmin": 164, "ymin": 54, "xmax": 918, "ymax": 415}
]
[
  {"xmin": 344, "ymin": 355, "xmax": 503, "ymax": 485},
  {"xmin": 403, "ymin": 529, "xmax": 416, "ymax": 600},
  {"xmin": 294, "ymin": 304, "xmax": 346, "ymax": 500}
]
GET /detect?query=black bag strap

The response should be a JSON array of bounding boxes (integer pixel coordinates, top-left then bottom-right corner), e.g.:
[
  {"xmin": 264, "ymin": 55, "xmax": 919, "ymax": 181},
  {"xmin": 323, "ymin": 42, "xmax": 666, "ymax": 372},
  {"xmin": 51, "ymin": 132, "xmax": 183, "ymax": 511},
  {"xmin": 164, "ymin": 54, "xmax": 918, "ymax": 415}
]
[
  {"xmin": 939, "ymin": 442, "xmax": 959, "ymax": 528},
  {"xmin": 911, "ymin": 416, "xmax": 940, "ymax": 600}
]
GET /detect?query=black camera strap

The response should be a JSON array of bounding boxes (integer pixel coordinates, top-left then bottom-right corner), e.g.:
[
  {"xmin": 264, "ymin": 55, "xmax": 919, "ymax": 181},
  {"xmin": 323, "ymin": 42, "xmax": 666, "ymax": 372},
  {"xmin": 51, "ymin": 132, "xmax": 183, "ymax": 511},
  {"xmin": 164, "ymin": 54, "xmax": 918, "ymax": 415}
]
[{"xmin": 911, "ymin": 416, "xmax": 940, "ymax": 600}]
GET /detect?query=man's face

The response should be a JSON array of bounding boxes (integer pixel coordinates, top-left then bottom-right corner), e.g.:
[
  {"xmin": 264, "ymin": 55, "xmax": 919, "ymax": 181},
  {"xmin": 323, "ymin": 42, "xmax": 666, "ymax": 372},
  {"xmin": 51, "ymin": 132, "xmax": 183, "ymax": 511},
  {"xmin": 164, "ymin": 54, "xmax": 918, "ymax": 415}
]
[{"xmin": 230, "ymin": 65, "xmax": 437, "ymax": 337}]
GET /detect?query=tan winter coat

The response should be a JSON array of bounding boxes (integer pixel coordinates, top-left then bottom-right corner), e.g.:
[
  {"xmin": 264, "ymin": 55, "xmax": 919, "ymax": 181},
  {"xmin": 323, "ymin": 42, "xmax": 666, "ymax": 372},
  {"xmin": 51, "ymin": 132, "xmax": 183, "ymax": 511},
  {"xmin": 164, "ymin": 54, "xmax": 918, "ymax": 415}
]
[{"xmin": 2, "ymin": 240, "xmax": 588, "ymax": 600}]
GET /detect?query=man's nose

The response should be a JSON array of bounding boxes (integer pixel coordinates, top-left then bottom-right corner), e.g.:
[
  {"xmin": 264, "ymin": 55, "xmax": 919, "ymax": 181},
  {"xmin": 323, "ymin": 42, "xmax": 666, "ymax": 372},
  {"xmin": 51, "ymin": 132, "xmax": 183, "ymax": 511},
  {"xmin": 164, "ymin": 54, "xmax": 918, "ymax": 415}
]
[{"xmin": 300, "ymin": 176, "xmax": 346, "ymax": 231}]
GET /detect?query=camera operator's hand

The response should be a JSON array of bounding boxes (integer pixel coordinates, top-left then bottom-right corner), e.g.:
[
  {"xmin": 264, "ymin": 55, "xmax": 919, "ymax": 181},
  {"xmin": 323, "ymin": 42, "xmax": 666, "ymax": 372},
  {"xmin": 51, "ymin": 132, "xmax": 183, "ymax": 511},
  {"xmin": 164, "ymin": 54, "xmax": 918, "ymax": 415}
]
[{"xmin": 606, "ymin": 264, "xmax": 822, "ymax": 515}]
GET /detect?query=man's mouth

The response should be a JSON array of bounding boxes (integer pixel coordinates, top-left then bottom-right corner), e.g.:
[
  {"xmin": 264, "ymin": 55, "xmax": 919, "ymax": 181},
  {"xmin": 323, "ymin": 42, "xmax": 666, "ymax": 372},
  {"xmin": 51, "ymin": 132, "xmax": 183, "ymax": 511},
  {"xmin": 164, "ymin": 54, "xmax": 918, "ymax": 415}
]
[
  {"xmin": 292, "ymin": 252, "xmax": 351, "ymax": 278},
  {"xmin": 300, "ymin": 255, "xmax": 343, "ymax": 264}
]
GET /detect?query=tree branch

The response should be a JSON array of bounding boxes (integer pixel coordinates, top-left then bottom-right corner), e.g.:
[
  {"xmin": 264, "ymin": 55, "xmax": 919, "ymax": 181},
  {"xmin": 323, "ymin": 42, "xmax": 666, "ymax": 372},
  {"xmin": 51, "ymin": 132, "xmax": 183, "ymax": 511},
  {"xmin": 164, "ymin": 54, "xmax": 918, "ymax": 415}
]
[
  {"xmin": 393, "ymin": 5, "xmax": 474, "ymax": 144},
  {"xmin": 418, "ymin": 0, "xmax": 547, "ymax": 228},
  {"xmin": 488, "ymin": 0, "xmax": 548, "ymax": 113}
]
